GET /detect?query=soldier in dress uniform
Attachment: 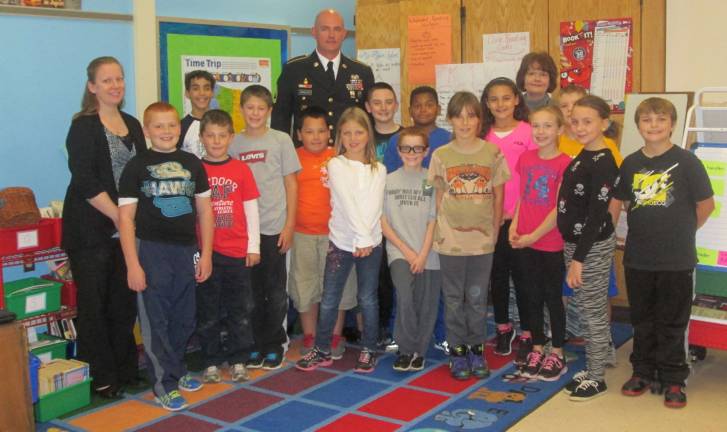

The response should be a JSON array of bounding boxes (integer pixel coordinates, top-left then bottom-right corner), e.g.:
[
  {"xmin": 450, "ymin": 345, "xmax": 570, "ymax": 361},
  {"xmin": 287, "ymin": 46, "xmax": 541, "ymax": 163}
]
[{"xmin": 271, "ymin": 9, "xmax": 374, "ymax": 145}]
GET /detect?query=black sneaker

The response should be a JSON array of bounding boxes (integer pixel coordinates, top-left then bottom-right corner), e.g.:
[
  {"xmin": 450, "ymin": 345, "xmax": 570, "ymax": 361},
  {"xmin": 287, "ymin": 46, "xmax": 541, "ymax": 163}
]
[
  {"xmin": 410, "ymin": 353, "xmax": 425, "ymax": 371},
  {"xmin": 521, "ymin": 350, "xmax": 545, "ymax": 378},
  {"xmin": 494, "ymin": 327, "xmax": 516, "ymax": 356},
  {"xmin": 393, "ymin": 353, "xmax": 413, "ymax": 372},
  {"xmin": 262, "ymin": 352, "xmax": 284, "ymax": 370},
  {"xmin": 245, "ymin": 352, "xmax": 264, "ymax": 369},
  {"xmin": 621, "ymin": 376, "xmax": 651, "ymax": 396},
  {"xmin": 664, "ymin": 385, "xmax": 687, "ymax": 408},
  {"xmin": 537, "ymin": 353, "xmax": 567, "ymax": 382},
  {"xmin": 563, "ymin": 370, "xmax": 589, "ymax": 395},
  {"xmin": 354, "ymin": 349, "xmax": 376, "ymax": 374},
  {"xmin": 296, "ymin": 347, "xmax": 332, "ymax": 371},
  {"xmin": 569, "ymin": 379, "xmax": 608, "ymax": 401},
  {"xmin": 514, "ymin": 336, "xmax": 533, "ymax": 366}
]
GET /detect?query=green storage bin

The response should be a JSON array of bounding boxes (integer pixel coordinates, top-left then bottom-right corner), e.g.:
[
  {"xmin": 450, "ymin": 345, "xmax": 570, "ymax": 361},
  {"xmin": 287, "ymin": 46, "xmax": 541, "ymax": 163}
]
[
  {"xmin": 3, "ymin": 277, "xmax": 61, "ymax": 319},
  {"xmin": 30, "ymin": 333, "xmax": 68, "ymax": 363},
  {"xmin": 696, "ymin": 269, "xmax": 727, "ymax": 297},
  {"xmin": 34, "ymin": 379, "xmax": 92, "ymax": 422}
]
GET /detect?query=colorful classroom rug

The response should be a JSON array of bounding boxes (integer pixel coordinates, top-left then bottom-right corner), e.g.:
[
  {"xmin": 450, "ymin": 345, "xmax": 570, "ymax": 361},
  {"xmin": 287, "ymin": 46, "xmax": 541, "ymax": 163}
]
[{"xmin": 37, "ymin": 323, "xmax": 632, "ymax": 432}]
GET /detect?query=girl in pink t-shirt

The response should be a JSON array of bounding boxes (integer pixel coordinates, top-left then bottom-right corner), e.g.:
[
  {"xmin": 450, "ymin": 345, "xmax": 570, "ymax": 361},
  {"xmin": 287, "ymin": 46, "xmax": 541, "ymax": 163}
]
[
  {"xmin": 510, "ymin": 106, "xmax": 571, "ymax": 381},
  {"xmin": 480, "ymin": 77, "xmax": 537, "ymax": 363}
]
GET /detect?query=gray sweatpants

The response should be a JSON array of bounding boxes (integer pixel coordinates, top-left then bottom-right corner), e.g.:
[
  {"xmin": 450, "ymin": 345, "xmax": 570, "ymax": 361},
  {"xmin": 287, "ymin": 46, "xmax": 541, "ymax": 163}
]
[
  {"xmin": 390, "ymin": 260, "xmax": 442, "ymax": 355},
  {"xmin": 439, "ymin": 254, "xmax": 493, "ymax": 347},
  {"xmin": 564, "ymin": 233, "xmax": 615, "ymax": 381}
]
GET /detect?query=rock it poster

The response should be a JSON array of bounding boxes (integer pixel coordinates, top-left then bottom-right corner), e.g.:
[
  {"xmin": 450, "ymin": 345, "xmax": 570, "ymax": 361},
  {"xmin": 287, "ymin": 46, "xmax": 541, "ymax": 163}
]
[{"xmin": 559, "ymin": 19, "xmax": 633, "ymax": 113}]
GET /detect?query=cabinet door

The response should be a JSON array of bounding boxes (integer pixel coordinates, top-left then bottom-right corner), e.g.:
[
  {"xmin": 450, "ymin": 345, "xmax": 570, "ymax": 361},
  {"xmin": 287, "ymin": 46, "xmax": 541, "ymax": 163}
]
[
  {"xmin": 0, "ymin": 322, "xmax": 34, "ymax": 431},
  {"xmin": 463, "ymin": 0, "xmax": 549, "ymax": 63}
]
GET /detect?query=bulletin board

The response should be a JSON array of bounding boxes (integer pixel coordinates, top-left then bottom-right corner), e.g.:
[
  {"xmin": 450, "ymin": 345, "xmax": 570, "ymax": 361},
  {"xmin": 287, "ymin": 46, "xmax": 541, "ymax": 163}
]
[{"xmin": 158, "ymin": 19, "xmax": 289, "ymax": 132}]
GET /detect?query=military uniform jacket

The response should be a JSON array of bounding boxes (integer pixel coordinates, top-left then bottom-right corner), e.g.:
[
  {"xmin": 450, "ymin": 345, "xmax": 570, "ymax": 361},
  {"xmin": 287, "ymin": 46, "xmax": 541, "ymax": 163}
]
[{"xmin": 271, "ymin": 51, "xmax": 374, "ymax": 144}]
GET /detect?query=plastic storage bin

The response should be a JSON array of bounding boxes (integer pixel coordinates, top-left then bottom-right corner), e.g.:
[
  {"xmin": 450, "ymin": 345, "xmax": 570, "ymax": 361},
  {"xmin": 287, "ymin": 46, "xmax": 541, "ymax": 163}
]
[
  {"xmin": 0, "ymin": 218, "xmax": 61, "ymax": 256},
  {"xmin": 41, "ymin": 276, "xmax": 77, "ymax": 308},
  {"xmin": 34, "ymin": 378, "xmax": 92, "ymax": 422},
  {"xmin": 29, "ymin": 354, "xmax": 40, "ymax": 404},
  {"xmin": 3, "ymin": 277, "xmax": 61, "ymax": 319},
  {"xmin": 30, "ymin": 333, "xmax": 68, "ymax": 363}
]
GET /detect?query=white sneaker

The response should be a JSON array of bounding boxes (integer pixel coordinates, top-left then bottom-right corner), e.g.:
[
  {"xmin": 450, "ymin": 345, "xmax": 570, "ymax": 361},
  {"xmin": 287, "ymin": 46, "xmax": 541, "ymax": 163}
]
[
  {"xmin": 203, "ymin": 366, "xmax": 221, "ymax": 383},
  {"xmin": 231, "ymin": 363, "xmax": 249, "ymax": 382}
]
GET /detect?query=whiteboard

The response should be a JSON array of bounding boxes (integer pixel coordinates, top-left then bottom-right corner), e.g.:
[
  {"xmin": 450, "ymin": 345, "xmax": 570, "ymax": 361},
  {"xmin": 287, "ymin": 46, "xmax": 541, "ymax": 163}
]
[{"xmin": 620, "ymin": 93, "xmax": 690, "ymax": 157}]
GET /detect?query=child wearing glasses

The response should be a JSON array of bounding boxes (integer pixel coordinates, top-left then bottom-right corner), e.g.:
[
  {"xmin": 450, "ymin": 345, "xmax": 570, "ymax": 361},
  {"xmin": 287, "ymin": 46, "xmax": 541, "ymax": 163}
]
[{"xmin": 381, "ymin": 127, "xmax": 441, "ymax": 372}]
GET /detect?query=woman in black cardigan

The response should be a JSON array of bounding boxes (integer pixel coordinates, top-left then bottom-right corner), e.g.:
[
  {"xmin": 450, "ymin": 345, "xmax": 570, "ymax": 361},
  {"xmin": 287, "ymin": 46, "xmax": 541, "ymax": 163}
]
[{"xmin": 62, "ymin": 56, "xmax": 146, "ymax": 398}]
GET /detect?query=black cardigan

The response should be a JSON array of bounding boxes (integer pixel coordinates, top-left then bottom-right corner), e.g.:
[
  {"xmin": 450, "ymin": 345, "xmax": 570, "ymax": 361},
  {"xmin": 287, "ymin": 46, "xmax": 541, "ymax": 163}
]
[{"xmin": 61, "ymin": 112, "xmax": 146, "ymax": 251}]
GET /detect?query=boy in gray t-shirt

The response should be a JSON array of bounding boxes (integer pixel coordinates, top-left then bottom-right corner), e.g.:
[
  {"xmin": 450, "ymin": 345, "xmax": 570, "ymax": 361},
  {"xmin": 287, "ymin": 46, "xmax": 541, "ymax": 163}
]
[
  {"xmin": 228, "ymin": 85, "xmax": 301, "ymax": 369},
  {"xmin": 381, "ymin": 128, "xmax": 441, "ymax": 372}
]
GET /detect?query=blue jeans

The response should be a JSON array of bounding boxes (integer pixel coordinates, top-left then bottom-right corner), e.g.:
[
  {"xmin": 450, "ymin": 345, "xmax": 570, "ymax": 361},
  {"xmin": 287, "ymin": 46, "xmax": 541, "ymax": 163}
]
[{"xmin": 315, "ymin": 242, "xmax": 382, "ymax": 351}]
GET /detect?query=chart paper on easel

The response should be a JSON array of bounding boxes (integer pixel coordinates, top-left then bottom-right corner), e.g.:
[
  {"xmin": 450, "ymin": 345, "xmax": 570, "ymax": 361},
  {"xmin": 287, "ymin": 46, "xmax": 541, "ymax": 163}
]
[{"xmin": 695, "ymin": 145, "xmax": 727, "ymax": 271}]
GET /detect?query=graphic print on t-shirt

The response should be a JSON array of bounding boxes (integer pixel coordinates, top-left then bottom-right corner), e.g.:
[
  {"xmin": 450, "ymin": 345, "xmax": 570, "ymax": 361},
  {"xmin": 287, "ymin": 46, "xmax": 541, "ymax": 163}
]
[
  {"xmin": 523, "ymin": 165, "xmax": 559, "ymax": 206},
  {"xmin": 445, "ymin": 164, "xmax": 492, "ymax": 198},
  {"xmin": 209, "ymin": 176, "xmax": 238, "ymax": 228},
  {"xmin": 142, "ymin": 161, "xmax": 194, "ymax": 217},
  {"xmin": 632, "ymin": 163, "xmax": 678, "ymax": 209},
  {"xmin": 237, "ymin": 150, "xmax": 268, "ymax": 164}
]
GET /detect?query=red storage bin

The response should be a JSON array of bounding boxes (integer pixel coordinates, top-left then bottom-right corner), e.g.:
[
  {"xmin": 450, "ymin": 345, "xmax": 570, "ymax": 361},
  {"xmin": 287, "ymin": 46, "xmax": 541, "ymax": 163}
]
[
  {"xmin": 689, "ymin": 319, "xmax": 727, "ymax": 351},
  {"xmin": 0, "ymin": 218, "xmax": 61, "ymax": 256},
  {"xmin": 41, "ymin": 275, "xmax": 77, "ymax": 308}
]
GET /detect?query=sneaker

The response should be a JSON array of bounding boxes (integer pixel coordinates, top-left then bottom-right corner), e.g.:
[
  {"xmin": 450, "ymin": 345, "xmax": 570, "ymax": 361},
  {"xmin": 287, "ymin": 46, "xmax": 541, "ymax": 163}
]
[
  {"xmin": 514, "ymin": 337, "xmax": 533, "ymax": 367},
  {"xmin": 202, "ymin": 366, "xmax": 221, "ymax": 383},
  {"xmin": 494, "ymin": 327, "xmax": 516, "ymax": 356},
  {"xmin": 569, "ymin": 379, "xmax": 608, "ymax": 401},
  {"xmin": 538, "ymin": 353, "xmax": 568, "ymax": 381},
  {"xmin": 354, "ymin": 349, "xmax": 376, "ymax": 373},
  {"xmin": 664, "ymin": 385, "xmax": 687, "ymax": 408},
  {"xmin": 621, "ymin": 376, "xmax": 651, "ymax": 396},
  {"xmin": 563, "ymin": 370, "xmax": 589, "ymax": 395},
  {"xmin": 468, "ymin": 344, "xmax": 490, "ymax": 379},
  {"xmin": 410, "ymin": 353, "xmax": 425, "ymax": 371},
  {"xmin": 230, "ymin": 363, "xmax": 249, "ymax": 382},
  {"xmin": 156, "ymin": 389, "xmax": 188, "ymax": 411},
  {"xmin": 262, "ymin": 353, "xmax": 283, "ymax": 370},
  {"xmin": 301, "ymin": 335, "xmax": 315, "ymax": 356},
  {"xmin": 522, "ymin": 351, "xmax": 545, "ymax": 378},
  {"xmin": 385, "ymin": 339, "xmax": 399, "ymax": 353},
  {"xmin": 434, "ymin": 340, "xmax": 450, "ymax": 355},
  {"xmin": 246, "ymin": 352, "xmax": 264, "ymax": 369},
  {"xmin": 178, "ymin": 374, "xmax": 203, "ymax": 392},
  {"xmin": 393, "ymin": 353, "xmax": 413, "ymax": 371},
  {"xmin": 331, "ymin": 337, "xmax": 346, "ymax": 360},
  {"xmin": 296, "ymin": 347, "xmax": 332, "ymax": 371},
  {"xmin": 449, "ymin": 345, "xmax": 471, "ymax": 380}
]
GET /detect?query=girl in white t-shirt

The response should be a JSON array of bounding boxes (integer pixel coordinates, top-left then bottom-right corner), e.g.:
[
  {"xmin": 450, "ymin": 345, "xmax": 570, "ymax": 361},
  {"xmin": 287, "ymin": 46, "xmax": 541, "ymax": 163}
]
[{"xmin": 296, "ymin": 107, "xmax": 386, "ymax": 374}]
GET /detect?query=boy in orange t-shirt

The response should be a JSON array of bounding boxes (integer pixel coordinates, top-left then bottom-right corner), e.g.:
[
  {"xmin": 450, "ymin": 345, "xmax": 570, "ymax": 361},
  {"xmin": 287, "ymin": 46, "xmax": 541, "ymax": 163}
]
[{"xmin": 289, "ymin": 107, "xmax": 357, "ymax": 358}]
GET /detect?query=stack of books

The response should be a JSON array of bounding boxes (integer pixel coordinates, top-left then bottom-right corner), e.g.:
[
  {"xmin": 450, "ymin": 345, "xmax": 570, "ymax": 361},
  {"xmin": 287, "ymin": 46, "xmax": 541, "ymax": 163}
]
[
  {"xmin": 692, "ymin": 294, "xmax": 727, "ymax": 323},
  {"xmin": 38, "ymin": 359, "xmax": 89, "ymax": 396}
]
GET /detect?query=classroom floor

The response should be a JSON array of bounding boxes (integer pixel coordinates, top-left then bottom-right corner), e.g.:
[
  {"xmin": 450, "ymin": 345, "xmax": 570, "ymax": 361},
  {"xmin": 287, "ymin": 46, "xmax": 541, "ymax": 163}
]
[{"xmin": 36, "ymin": 321, "xmax": 727, "ymax": 431}]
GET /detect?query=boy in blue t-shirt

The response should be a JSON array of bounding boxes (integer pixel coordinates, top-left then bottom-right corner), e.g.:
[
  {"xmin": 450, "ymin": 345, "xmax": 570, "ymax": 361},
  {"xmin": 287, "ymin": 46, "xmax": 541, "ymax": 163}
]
[
  {"xmin": 383, "ymin": 86, "xmax": 451, "ymax": 173},
  {"xmin": 119, "ymin": 102, "xmax": 214, "ymax": 412}
]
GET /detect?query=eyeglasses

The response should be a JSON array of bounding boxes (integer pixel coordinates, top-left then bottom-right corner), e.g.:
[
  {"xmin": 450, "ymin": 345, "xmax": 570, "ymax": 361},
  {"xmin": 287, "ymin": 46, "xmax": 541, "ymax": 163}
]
[{"xmin": 398, "ymin": 145, "xmax": 428, "ymax": 154}]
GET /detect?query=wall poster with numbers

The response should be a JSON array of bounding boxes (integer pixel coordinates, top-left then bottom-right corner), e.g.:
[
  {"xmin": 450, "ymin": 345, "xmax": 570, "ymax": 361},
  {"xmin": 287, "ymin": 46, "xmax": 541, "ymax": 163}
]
[{"xmin": 559, "ymin": 18, "xmax": 633, "ymax": 113}]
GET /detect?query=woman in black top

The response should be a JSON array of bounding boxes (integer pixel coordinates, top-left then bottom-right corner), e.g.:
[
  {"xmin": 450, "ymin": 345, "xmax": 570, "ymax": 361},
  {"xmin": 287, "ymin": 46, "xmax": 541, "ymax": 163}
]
[{"xmin": 62, "ymin": 56, "xmax": 146, "ymax": 398}]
